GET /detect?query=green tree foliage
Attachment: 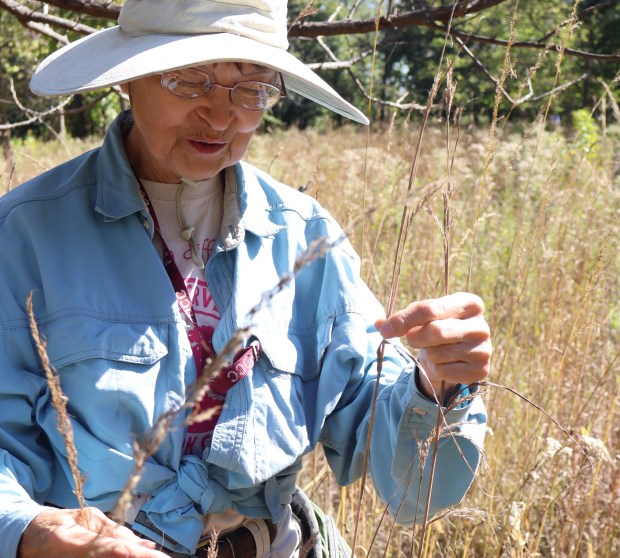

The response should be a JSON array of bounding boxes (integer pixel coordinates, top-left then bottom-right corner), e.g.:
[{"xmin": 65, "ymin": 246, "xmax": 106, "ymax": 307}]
[
  {"xmin": 0, "ymin": 2, "xmax": 121, "ymax": 139},
  {"xmin": 354, "ymin": 0, "xmax": 620, "ymax": 123},
  {"xmin": 1, "ymin": 0, "xmax": 618, "ymax": 134},
  {"xmin": 0, "ymin": 10, "xmax": 54, "ymax": 135}
]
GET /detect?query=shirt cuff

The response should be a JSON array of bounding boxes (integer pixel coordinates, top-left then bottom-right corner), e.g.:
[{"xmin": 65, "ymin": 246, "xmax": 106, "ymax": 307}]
[
  {"xmin": 413, "ymin": 366, "xmax": 473, "ymax": 410},
  {"xmin": 0, "ymin": 501, "xmax": 51, "ymax": 558}
]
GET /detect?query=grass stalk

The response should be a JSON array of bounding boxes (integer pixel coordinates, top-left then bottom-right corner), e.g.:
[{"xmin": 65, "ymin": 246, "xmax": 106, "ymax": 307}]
[{"xmin": 26, "ymin": 292, "xmax": 86, "ymax": 524}]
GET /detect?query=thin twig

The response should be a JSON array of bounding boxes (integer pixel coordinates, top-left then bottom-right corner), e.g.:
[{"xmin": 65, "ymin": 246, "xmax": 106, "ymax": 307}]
[
  {"xmin": 0, "ymin": 0, "xmax": 96, "ymax": 35},
  {"xmin": 0, "ymin": 79, "xmax": 74, "ymax": 131}
]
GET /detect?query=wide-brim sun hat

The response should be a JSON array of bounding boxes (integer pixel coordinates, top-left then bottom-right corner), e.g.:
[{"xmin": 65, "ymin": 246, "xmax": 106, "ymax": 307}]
[{"xmin": 29, "ymin": 0, "xmax": 369, "ymax": 125}]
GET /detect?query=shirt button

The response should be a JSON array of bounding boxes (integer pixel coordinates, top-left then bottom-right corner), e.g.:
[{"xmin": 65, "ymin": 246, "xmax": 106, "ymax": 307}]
[{"xmin": 142, "ymin": 219, "xmax": 150, "ymax": 231}]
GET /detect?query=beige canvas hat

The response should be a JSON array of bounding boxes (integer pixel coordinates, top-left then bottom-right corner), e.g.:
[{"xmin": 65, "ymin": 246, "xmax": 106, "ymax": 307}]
[{"xmin": 29, "ymin": 0, "xmax": 368, "ymax": 124}]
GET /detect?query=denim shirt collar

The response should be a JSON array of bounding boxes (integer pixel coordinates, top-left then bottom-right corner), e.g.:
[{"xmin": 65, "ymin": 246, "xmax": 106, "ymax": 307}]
[
  {"xmin": 221, "ymin": 164, "xmax": 285, "ymax": 250},
  {"xmin": 94, "ymin": 111, "xmax": 145, "ymax": 222},
  {"xmin": 94, "ymin": 110, "xmax": 284, "ymax": 248}
]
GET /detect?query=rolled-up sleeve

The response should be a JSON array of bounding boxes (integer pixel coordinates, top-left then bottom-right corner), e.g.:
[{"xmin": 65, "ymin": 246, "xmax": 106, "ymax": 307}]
[
  {"xmin": 319, "ymin": 298, "xmax": 486, "ymax": 525},
  {"xmin": 0, "ymin": 341, "xmax": 55, "ymax": 558}
]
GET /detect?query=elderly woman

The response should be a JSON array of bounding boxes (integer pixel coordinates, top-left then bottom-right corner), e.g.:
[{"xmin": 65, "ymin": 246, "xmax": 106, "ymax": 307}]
[{"xmin": 0, "ymin": 0, "xmax": 491, "ymax": 557}]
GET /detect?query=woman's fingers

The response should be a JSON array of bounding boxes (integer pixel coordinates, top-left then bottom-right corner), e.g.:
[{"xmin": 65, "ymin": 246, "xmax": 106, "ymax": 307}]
[{"xmin": 376, "ymin": 293, "xmax": 491, "ymax": 398}]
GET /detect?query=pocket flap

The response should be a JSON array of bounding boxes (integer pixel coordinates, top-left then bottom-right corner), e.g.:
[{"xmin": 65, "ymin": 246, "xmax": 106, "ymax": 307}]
[
  {"xmin": 254, "ymin": 318, "xmax": 332, "ymax": 379},
  {"xmin": 41, "ymin": 314, "xmax": 168, "ymax": 368}
]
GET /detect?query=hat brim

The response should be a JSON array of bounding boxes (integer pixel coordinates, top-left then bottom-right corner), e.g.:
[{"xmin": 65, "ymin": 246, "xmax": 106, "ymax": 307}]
[{"xmin": 30, "ymin": 28, "xmax": 369, "ymax": 124}]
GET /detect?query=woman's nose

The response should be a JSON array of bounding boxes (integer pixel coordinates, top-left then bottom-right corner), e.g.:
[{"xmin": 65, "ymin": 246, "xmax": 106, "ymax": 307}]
[{"xmin": 196, "ymin": 87, "xmax": 234, "ymax": 130}]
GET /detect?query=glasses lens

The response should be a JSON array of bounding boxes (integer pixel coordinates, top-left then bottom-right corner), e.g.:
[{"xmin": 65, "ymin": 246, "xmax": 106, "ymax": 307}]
[
  {"xmin": 232, "ymin": 81, "xmax": 282, "ymax": 111},
  {"xmin": 161, "ymin": 69, "xmax": 214, "ymax": 99}
]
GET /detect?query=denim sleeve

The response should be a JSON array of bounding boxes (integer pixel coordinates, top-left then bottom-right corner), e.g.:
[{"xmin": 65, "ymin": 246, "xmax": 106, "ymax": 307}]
[
  {"xmin": 0, "ymin": 341, "xmax": 55, "ymax": 558},
  {"xmin": 318, "ymin": 303, "xmax": 487, "ymax": 525}
]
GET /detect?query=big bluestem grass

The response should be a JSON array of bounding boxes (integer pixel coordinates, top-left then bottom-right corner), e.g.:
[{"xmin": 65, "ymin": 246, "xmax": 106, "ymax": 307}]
[
  {"xmin": 4, "ymin": 37, "xmax": 620, "ymax": 558},
  {"xmin": 8, "ymin": 115, "xmax": 619, "ymax": 556},
  {"xmin": 246, "ymin": 119, "xmax": 619, "ymax": 556},
  {"xmin": 5, "ymin": 3, "xmax": 618, "ymax": 552}
]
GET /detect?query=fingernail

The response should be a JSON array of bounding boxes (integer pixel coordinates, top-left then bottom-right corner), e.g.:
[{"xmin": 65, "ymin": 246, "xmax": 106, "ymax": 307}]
[{"xmin": 379, "ymin": 323, "xmax": 395, "ymax": 338}]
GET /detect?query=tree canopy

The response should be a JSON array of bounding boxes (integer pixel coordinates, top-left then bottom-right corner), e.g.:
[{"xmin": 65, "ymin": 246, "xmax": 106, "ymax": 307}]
[{"xmin": 1, "ymin": 0, "xmax": 619, "ymax": 136}]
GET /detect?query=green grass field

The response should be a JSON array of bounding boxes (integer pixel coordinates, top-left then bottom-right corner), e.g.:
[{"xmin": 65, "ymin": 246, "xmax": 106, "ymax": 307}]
[{"xmin": 2, "ymin": 115, "xmax": 619, "ymax": 556}]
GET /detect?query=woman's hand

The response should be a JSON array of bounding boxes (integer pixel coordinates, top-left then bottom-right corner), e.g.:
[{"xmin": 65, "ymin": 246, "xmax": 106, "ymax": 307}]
[
  {"xmin": 376, "ymin": 292, "xmax": 492, "ymax": 402},
  {"xmin": 18, "ymin": 507, "xmax": 169, "ymax": 558}
]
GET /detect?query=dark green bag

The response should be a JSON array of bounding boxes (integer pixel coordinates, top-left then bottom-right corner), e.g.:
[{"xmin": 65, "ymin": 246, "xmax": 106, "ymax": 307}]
[{"xmin": 291, "ymin": 487, "xmax": 351, "ymax": 558}]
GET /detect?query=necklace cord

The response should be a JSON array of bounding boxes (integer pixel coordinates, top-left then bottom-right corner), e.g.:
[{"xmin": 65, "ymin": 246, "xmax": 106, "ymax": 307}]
[{"xmin": 175, "ymin": 182, "xmax": 205, "ymax": 269}]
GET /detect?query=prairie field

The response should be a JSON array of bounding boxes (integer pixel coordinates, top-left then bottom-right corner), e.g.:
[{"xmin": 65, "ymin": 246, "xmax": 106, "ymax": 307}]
[
  {"xmin": 1, "ymin": 114, "xmax": 619, "ymax": 556},
  {"xmin": 249, "ymin": 118, "xmax": 620, "ymax": 557}
]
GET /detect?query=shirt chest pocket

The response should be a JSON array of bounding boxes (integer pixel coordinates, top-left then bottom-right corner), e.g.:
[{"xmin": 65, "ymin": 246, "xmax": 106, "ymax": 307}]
[
  {"xmin": 31, "ymin": 314, "xmax": 175, "ymax": 463},
  {"xmin": 253, "ymin": 318, "xmax": 333, "ymax": 381},
  {"xmin": 42, "ymin": 314, "xmax": 168, "ymax": 369},
  {"xmin": 34, "ymin": 315, "xmax": 172, "ymax": 415}
]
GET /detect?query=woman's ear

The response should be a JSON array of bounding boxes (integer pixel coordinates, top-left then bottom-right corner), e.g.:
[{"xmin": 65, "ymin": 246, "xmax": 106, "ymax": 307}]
[{"xmin": 120, "ymin": 82, "xmax": 132, "ymax": 109}]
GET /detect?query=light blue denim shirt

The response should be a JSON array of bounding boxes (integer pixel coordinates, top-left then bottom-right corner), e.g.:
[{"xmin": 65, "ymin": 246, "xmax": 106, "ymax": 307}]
[{"xmin": 0, "ymin": 112, "xmax": 486, "ymax": 557}]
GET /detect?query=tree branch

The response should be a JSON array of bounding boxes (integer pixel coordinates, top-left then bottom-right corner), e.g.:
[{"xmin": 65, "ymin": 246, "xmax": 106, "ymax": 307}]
[
  {"xmin": 288, "ymin": 0, "xmax": 509, "ymax": 38},
  {"xmin": 38, "ymin": 0, "xmax": 119, "ymax": 20},
  {"xmin": 287, "ymin": 0, "xmax": 619, "ymax": 63},
  {"xmin": 453, "ymin": 30, "xmax": 590, "ymax": 106},
  {"xmin": 24, "ymin": 18, "xmax": 69, "ymax": 43},
  {"xmin": 433, "ymin": 24, "xmax": 620, "ymax": 62},
  {"xmin": 0, "ymin": 0, "xmax": 96, "ymax": 35},
  {"xmin": 2, "ymin": 0, "xmax": 618, "ymax": 64},
  {"xmin": 527, "ymin": 73, "xmax": 588, "ymax": 102},
  {"xmin": 0, "ymin": 79, "xmax": 74, "ymax": 130},
  {"xmin": 453, "ymin": 34, "xmax": 524, "ymax": 106},
  {"xmin": 305, "ymin": 47, "xmax": 375, "ymax": 70},
  {"xmin": 312, "ymin": 31, "xmax": 426, "ymax": 112}
]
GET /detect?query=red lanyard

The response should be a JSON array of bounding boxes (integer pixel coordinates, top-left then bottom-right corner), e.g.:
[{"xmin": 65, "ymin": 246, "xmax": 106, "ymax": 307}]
[
  {"xmin": 139, "ymin": 180, "xmax": 216, "ymax": 373},
  {"xmin": 138, "ymin": 180, "xmax": 260, "ymax": 435}
]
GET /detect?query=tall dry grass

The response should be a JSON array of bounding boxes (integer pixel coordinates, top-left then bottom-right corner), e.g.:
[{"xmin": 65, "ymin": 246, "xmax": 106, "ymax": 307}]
[
  {"xmin": 244, "ymin": 116, "xmax": 620, "ymax": 556},
  {"xmin": 2, "ymin": 102, "xmax": 619, "ymax": 558},
  {"xmin": 5, "ymin": 114, "xmax": 618, "ymax": 556}
]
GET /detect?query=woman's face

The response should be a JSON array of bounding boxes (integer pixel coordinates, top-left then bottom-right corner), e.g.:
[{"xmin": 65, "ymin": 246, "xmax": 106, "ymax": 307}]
[{"xmin": 123, "ymin": 62, "xmax": 275, "ymax": 183}]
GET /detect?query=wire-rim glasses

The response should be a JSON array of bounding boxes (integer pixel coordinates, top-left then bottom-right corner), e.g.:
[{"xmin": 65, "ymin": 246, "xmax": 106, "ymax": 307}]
[{"xmin": 160, "ymin": 68, "xmax": 287, "ymax": 111}]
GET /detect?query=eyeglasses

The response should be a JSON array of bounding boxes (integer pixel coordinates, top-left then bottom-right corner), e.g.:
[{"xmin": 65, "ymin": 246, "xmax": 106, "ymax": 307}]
[{"xmin": 160, "ymin": 68, "xmax": 287, "ymax": 111}]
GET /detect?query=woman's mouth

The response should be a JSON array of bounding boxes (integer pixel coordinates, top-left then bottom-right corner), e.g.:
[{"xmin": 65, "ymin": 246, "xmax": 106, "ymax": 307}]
[{"xmin": 187, "ymin": 139, "xmax": 228, "ymax": 155}]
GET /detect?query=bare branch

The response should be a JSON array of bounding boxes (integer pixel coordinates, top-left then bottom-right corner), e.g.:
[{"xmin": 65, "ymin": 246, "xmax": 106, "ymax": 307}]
[
  {"xmin": 0, "ymin": 79, "xmax": 74, "ymax": 130},
  {"xmin": 315, "ymin": 35, "xmax": 339, "ymax": 64},
  {"xmin": 313, "ymin": 34, "xmax": 426, "ymax": 112},
  {"xmin": 353, "ymin": 81, "xmax": 427, "ymax": 112},
  {"xmin": 288, "ymin": 0, "xmax": 511, "ymax": 38},
  {"xmin": 527, "ymin": 73, "xmax": 588, "ymax": 102},
  {"xmin": 454, "ymin": 34, "xmax": 523, "ymax": 105},
  {"xmin": 347, "ymin": 0, "xmax": 363, "ymax": 20},
  {"xmin": 305, "ymin": 47, "xmax": 375, "ymax": 70},
  {"xmin": 286, "ymin": 0, "xmax": 619, "ymax": 63},
  {"xmin": 0, "ymin": 0, "xmax": 97, "ymax": 35},
  {"xmin": 23, "ymin": 18, "xmax": 69, "ymax": 43},
  {"xmin": 434, "ymin": 25, "xmax": 620, "ymax": 62},
  {"xmin": 39, "ymin": 0, "xmax": 119, "ymax": 20},
  {"xmin": 2, "ymin": 0, "xmax": 617, "ymax": 64},
  {"xmin": 453, "ymin": 34, "xmax": 588, "ymax": 106}
]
